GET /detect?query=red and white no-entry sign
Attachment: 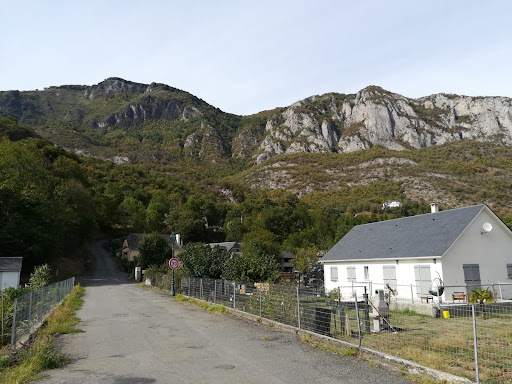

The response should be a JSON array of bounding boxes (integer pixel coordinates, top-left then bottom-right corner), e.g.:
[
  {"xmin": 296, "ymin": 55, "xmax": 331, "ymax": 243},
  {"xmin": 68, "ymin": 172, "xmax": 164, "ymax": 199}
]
[{"xmin": 169, "ymin": 258, "xmax": 179, "ymax": 270}]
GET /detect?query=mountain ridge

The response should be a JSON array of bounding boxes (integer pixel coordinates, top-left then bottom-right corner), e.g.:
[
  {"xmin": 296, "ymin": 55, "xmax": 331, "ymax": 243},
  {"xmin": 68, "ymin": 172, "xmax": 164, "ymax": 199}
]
[{"xmin": 1, "ymin": 78, "xmax": 512, "ymax": 166}]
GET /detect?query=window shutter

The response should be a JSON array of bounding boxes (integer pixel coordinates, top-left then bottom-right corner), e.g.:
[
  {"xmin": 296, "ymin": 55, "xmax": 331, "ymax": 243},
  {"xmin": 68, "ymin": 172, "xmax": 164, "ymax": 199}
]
[
  {"xmin": 331, "ymin": 266, "xmax": 338, "ymax": 281},
  {"xmin": 414, "ymin": 266, "xmax": 421, "ymax": 294},
  {"xmin": 347, "ymin": 266, "xmax": 356, "ymax": 282}
]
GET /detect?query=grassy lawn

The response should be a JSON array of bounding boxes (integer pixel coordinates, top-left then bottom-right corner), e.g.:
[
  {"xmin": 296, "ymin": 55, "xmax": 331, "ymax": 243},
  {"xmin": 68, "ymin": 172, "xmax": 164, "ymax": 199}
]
[
  {"xmin": 0, "ymin": 284, "xmax": 85, "ymax": 384},
  {"xmin": 324, "ymin": 307, "xmax": 512, "ymax": 383}
]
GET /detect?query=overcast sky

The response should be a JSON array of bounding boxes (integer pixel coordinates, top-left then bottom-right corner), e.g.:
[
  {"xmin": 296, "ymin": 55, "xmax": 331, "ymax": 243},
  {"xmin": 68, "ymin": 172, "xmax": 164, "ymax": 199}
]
[{"xmin": 1, "ymin": 1, "xmax": 511, "ymax": 115}]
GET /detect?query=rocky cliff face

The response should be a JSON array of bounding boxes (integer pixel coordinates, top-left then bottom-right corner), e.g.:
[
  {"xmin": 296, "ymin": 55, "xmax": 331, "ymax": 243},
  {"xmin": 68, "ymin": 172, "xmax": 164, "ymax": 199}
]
[
  {"xmin": 255, "ymin": 86, "xmax": 512, "ymax": 164},
  {"xmin": 1, "ymin": 79, "xmax": 512, "ymax": 166}
]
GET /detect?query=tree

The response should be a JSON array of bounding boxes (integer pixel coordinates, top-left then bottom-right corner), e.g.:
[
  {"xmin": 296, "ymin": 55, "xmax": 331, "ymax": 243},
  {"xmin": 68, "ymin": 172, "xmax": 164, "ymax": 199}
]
[
  {"xmin": 179, "ymin": 243, "xmax": 230, "ymax": 279},
  {"xmin": 135, "ymin": 233, "xmax": 172, "ymax": 269},
  {"xmin": 119, "ymin": 196, "xmax": 147, "ymax": 232},
  {"xmin": 29, "ymin": 264, "xmax": 52, "ymax": 288},
  {"xmin": 293, "ymin": 248, "xmax": 320, "ymax": 277},
  {"xmin": 223, "ymin": 231, "xmax": 281, "ymax": 282}
]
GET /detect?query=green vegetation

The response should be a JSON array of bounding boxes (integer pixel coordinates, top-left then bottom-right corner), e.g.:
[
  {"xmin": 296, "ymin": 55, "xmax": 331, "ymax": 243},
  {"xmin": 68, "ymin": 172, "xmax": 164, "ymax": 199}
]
[
  {"xmin": 0, "ymin": 285, "xmax": 84, "ymax": 384},
  {"xmin": 135, "ymin": 232, "xmax": 172, "ymax": 269}
]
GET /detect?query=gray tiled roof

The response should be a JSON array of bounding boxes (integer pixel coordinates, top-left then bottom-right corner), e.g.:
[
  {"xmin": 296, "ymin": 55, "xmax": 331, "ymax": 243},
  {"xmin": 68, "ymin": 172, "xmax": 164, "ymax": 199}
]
[
  {"xmin": 209, "ymin": 242, "xmax": 241, "ymax": 252},
  {"xmin": 0, "ymin": 257, "xmax": 23, "ymax": 272},
  {"xmin": 321, "ymin": 205, "xmax": 486, "ymax": 262}
]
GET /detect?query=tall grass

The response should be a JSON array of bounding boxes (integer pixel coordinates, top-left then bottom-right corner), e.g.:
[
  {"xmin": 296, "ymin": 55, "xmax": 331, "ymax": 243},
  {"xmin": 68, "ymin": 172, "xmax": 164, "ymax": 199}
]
[{"xmin": 0, "ymin": 284, "xmax": 85, "ymax": 384}]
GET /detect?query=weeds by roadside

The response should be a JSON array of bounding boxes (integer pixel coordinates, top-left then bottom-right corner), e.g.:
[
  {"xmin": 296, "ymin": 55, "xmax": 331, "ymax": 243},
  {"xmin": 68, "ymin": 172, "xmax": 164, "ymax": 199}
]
[
  {"xmin": 0, "ymin": 284, "xmax": 85, "ymax": 384},
  {"xmin": 173, "ymin": 294, "xmax": 225, "ymax": 314}
]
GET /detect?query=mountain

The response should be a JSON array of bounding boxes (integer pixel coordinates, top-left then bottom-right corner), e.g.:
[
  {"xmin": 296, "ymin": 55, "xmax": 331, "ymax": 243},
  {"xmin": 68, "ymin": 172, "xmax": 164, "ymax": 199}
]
[
  {"xmin": 0, "ymin": 78, "xmax": 265, "ymax": 164},
  {"xmin": 1, "ymin": 79, "xmax": 511, "ymax": 167},
  {"xmin": 254, "ymin": 86, "xmax": 512, "ymax": 164}
]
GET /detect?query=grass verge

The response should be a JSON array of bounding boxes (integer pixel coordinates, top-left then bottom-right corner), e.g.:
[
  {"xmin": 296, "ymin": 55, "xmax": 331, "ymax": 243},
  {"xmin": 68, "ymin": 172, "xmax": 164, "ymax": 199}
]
[
  {"xmin": 0, "ymin": 284, "xmax": 85, "ymax": 384},
  {"xmin": 174, "ymin": 294, "xmax": 226, "ymax": 314}
]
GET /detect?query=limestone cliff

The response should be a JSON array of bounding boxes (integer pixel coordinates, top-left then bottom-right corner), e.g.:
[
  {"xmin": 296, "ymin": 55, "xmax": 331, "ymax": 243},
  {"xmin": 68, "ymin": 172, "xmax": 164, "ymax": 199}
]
[{"xmin": 255, "ymin": 86, "xmax": 512, "ymax": 164}]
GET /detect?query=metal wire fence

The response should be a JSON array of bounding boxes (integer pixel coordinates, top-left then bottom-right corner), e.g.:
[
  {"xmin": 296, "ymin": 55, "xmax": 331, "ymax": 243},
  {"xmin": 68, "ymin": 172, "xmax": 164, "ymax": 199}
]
[
  {"xmin": 10, "ymin": 277, "xmax": 75, "ymax": 347},
  {"xmin": 175, "ymin": 277, "xmax": 512, "ymax": 384}
]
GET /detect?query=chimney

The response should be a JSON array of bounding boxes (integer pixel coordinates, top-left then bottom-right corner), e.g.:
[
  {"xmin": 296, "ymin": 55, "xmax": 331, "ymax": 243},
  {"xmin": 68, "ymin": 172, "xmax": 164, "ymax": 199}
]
[{"xmin": 430, "ymin": 203, "xmax": 439, "ymax": 213}]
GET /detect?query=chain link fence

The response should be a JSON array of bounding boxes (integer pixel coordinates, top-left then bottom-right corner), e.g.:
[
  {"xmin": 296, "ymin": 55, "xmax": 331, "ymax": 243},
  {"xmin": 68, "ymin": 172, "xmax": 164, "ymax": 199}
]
[
  {"xmin": 10, "ymin": 277, "xmax": 75, "ymax": 347},
  {"xmin": 175, "ymin": 277, "xmax": 511, "ymax": 383}
]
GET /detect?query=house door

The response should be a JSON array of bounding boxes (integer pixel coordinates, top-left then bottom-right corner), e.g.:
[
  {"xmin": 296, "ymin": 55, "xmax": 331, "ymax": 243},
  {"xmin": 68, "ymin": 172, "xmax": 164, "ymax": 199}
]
[{"xmin": 463, "ymin": 264, "xmax": 481, "ymax": 291}]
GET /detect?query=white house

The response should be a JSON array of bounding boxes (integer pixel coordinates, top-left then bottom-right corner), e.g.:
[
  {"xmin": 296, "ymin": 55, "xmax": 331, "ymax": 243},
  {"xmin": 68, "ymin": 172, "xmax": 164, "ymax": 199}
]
[
  {"xmin": 320, "ymin": 204, "xmax": 512, "ymax": 302},
  {"xmin": 0, "ymin": 257, "xmax": 23, "ymax": 289},
  {"xmin": 382, "ymin": 200, "xmax": 403, "ymax": 210}
]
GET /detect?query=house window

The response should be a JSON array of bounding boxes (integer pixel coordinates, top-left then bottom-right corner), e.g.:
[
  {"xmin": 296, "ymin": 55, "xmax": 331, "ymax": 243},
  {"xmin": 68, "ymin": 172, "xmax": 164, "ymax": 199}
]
[
  {"xmin": 383, "ymin": 265, "xmax": 397, "ymax": 291},
  {"xmin": 347, "ymin": 266, "xmax": 356, "ymax": 282},
  {"xmin": 414, "ymin": 265, "xmax": 431, "ymax": 296},
  {"xmin": 364, "ymin": 266, "xmax": 369, "ymax": 280},
  {"xmin": 331, "ymin": 266, "xmax": 338, "ymax": 282},
  {"xmin": 463, "ymin": 264, "xmax": 481, "ymax": 290},
  {"xmin": 508, "ymin": 264, "xmax": 512, "ymax": 279}
]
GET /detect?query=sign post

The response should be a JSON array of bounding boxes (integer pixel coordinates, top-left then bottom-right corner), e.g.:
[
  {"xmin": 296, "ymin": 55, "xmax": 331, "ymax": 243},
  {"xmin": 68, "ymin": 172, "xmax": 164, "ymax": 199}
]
[{"xmin": 169, "ymin": 258, "xmax": 179, "ymax": 296}]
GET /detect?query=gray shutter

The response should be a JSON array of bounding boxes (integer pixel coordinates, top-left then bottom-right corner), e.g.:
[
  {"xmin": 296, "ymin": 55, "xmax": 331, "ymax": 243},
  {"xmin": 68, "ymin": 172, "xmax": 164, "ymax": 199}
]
[
  {"xmin": 414, "ymin": 266, "xmax": 421, "ymax": 294},
  {"xmin": 463, "ymin": 264, "xmax": 481, "ymax": 290},
  {"xmin": 420, "ymin": 266, "xmax": 431, "ymax": 295},
  {"xmin": 415, "ymin": 265, "xmax": 431, "ymax": 295},
  {"xmin": 388, "ymin": 266, "xmax": 397, "ymax": 290},
  {"xmin": 331, "ymin": 266, "xmax": 338, "ymax": 281},
  {"xmin": 383, "ymin": 266, "xmax": 390, "ymax": 281}
]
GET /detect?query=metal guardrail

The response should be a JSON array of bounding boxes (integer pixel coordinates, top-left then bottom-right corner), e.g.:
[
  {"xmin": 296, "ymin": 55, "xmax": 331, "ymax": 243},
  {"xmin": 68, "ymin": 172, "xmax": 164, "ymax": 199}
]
[{"xmin": 10, "ymin": 277, "xmax": 75, "ymax": 346}]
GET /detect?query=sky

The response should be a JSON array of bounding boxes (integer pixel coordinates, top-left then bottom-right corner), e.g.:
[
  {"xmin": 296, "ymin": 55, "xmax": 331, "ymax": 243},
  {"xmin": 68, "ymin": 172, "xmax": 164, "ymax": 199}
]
[{"xmin": 1, "ymin": 0, "xmax": 511, "ymax": 115}]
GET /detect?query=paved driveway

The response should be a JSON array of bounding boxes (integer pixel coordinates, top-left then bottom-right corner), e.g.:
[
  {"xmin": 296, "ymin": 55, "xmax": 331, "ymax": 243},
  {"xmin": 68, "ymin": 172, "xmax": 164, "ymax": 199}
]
[{"xmin": 39, "ymin": 240, "xmax": 412, "ymax": 384}]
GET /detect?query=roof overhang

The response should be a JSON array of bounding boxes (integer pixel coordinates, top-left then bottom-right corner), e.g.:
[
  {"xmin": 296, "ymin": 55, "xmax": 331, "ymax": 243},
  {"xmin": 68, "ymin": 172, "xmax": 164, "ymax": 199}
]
[{"xmin": 320, "ymin": 256, "xmax": 443, "ymax": 263}]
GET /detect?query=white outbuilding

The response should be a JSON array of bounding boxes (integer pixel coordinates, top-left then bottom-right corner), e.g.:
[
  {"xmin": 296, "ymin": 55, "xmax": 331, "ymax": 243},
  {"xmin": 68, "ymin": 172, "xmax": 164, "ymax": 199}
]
[
  {"xmin": 320, "ymin": 204, "xmax": 512, "ymax": 302},
  {"xmin": 0, "ymin": 257, "xmax": 23, "ymax": 289}
]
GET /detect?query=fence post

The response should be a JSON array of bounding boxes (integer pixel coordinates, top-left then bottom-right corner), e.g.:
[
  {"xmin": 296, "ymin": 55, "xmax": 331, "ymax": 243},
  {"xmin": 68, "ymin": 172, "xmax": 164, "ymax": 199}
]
[
  {"xmin": 28, "ymin": 291, "xmax": 33, "ymax": 332},
  {"xmin": 410, "ymin": 284, "xmax": 414, "ymax": 304},
  {"xmin": 259, "ymin": 285, "xmax": 262, "ymax": 319},
  {"xmin": 200, "ymin": 278, "xmax": 203, "ymax": 300},
  {"xmin": 1, "ymin": 290, "xmax": 3, "ymax": 347},
  {"xmin": 233, "ymin": 282, "xmax": 236, "ymax": 310},
  {"xmin": 214, "ymin": 280, "xmax": 217, "ymax": 304},
  {"xmin": 188, "ymin": 276, "xmax": 191, "ymax": 297},
  {"xmin": 472, "ymin": 304, "xmax": 480, "ymax": 384},
  {"xmin": 354, "ymin": 293, "xmax": 362, "ymax": 349},
  {"xmin": 296, "ymin": 287, "xmax": 301, "ymax": 330},
  {"xmin": 11, "ymin": 299, "xmax": 17, "ymax": 346},
  {"xmin": 363, "ymin": 287, "xmax": 370, "ymax": 334},
  {"xmin": 39, "ymin": 288, "xmax": 44, "ymax": 324},
  {"xmin": 498, "ymin": 281, "xmax": 503, "ymax": 300}
]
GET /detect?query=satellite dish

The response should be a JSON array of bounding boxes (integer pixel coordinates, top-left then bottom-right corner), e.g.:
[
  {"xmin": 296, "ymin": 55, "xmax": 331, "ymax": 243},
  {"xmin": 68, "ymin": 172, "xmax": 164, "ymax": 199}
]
[{"xmin": 481, "ymin": 222, "xmax": 493, "ymax": 234}]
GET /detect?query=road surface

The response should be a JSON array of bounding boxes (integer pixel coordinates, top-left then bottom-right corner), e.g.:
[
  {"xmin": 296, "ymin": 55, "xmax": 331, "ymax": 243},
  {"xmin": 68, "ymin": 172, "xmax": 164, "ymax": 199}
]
[{"xmin": 40, "ymin": 240, "xmax": 413, "ymax": 384}]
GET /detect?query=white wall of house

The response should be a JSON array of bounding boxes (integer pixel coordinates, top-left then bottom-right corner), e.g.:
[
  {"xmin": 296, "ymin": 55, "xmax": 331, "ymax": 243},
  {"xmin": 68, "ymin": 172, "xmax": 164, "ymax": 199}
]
[
  {"xmin": 323, "ymin": 259, "xmax": 443, "ymax": 300},
  {"xmin": 442, "ymin": 208, "xmax": 512, "ymax": 299},
  {"xmin": 0, "ymin": 271, "xmax": 20, "ymax": 289}
]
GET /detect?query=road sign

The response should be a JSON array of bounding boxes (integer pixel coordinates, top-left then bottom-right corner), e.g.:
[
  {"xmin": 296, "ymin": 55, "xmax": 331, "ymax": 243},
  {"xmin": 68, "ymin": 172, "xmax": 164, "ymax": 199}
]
[{"xmin": 169, "ymin": 258, "xmax": 179, "ymax": 270}]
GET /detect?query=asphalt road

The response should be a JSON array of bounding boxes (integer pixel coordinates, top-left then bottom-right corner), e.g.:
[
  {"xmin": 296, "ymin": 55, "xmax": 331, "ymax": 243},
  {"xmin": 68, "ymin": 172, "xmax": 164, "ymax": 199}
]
[{"xmin": 39, "ymin": 240, "xmax": 413, "ymax": 384}]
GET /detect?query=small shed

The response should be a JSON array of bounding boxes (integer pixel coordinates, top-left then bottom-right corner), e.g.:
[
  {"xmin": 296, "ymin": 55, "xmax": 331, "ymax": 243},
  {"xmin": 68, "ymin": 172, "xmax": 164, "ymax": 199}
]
[{"xmin": 0, "ymin": 257, "xmax": 23, "ymax": 289}]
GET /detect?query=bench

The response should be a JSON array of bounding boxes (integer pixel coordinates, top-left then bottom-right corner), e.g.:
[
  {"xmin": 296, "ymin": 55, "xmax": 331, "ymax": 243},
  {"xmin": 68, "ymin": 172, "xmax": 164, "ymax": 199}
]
[
  {"xmin": 420, "ymin": 296, "xmax": 433, "ymax": 303},
  {"xmin": 452, "ymin": 292, "xmax": 466, "ymax": 302}
]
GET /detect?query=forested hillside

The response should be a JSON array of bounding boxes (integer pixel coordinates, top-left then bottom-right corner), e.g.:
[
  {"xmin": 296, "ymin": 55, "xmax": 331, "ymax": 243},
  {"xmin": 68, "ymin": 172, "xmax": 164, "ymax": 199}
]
[{"xmin": 3, "ymin": 78, "xmax": 512, "ymax": 280}]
